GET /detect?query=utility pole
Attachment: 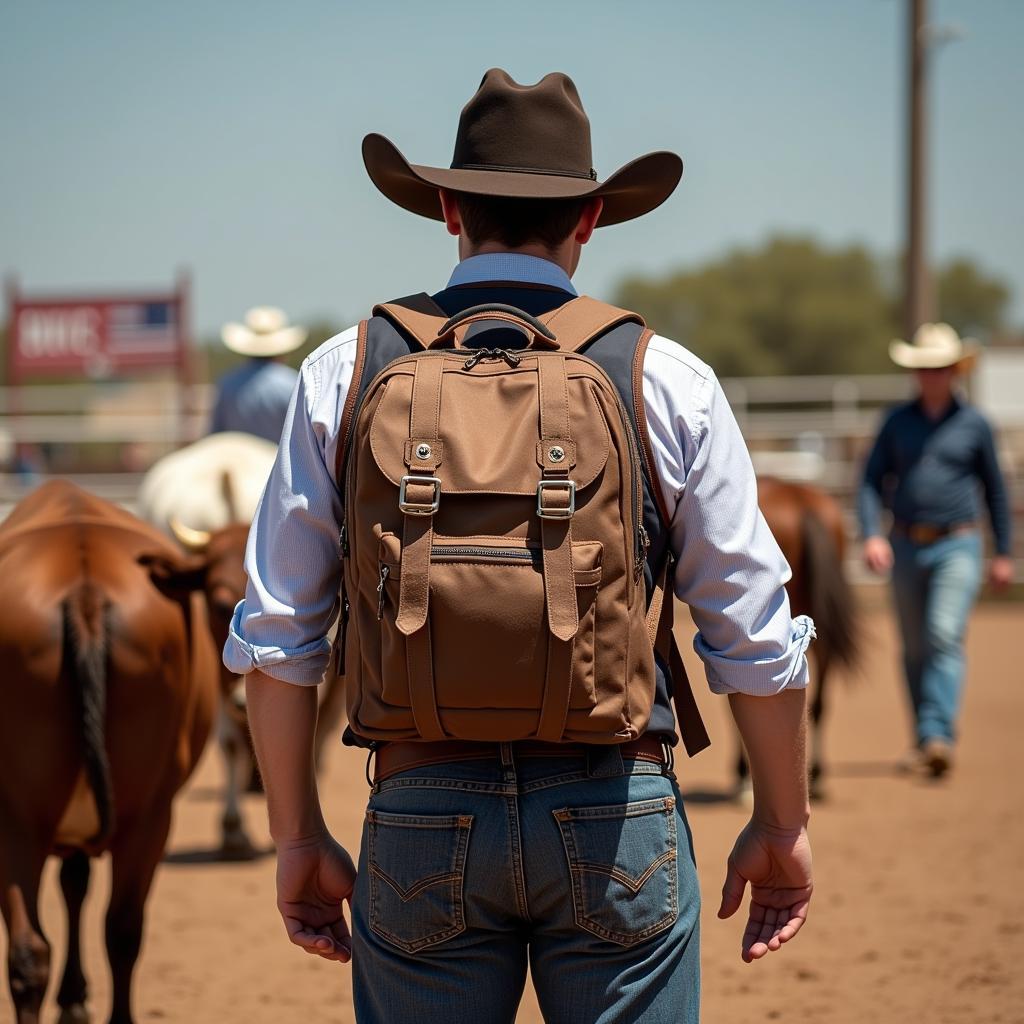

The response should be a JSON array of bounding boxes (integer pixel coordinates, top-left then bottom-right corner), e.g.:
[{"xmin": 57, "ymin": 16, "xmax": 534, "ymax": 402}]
[{"xmin": 905, "ymin": 0, "xmax": 930, "ymax": 340}]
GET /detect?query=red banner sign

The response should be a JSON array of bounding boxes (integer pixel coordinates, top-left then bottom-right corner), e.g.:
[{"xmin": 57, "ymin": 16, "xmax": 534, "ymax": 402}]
[{"xmin": 8, "ymin": 285, "xmax": 188, "ymax": 380}]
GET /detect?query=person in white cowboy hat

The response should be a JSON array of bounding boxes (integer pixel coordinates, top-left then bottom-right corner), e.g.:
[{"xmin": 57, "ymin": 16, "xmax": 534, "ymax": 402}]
[
  {"xmin": 210, "ymin": 306, "xmax": 308, "ymax": 444},
  {"xmin": 858, "ymin": 322, "xmax": 1013, "ymax": 779}
]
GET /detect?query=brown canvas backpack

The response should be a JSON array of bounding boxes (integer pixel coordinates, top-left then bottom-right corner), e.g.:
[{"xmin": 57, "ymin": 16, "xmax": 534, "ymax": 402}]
[{"xmin": 337, "ymin": 295, "xmax": 709, "ymax": 753}]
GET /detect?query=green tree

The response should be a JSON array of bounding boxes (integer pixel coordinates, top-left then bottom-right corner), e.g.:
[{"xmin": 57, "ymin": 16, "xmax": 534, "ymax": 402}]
[
  {"xmin": 615, "ymin": 237, "xmax": 1013, "ymax": 377},
  {"xmin": 616, "ymin": 236, "xmax": 898, "ymax": 377},
  {"xmin": 936, "ymin": 258, "xmax": 1009, "ymax": 339}
]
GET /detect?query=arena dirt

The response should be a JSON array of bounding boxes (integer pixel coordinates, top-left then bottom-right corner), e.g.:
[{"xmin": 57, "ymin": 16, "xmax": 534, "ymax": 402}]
[{"xmin": 11, "ymin": 604, "xmax": 1022, "ymax": 1023}]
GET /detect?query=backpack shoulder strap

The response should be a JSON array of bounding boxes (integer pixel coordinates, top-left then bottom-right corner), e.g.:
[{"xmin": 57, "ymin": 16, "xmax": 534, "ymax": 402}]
[
  {"xmin": 335, "ymin": 318, "xmax": 370, "ymax": 482},
  {"xmin": 631, "ymin": 327, "xmax": 674, "ymax": 528},
  {"xmin": 646, "ymin": 553, "xmax": 711, "ymax": 758},
  {"xmin": 539, "ymin": 295, "xmax": 644, "ymax": 353},
  {"xmin": 334, "ymin": 294, "xmax": 443, "ymax": 485},
  {"xmin": 373, "ymin": 292, "xmax": 449, "ymax": 349}
]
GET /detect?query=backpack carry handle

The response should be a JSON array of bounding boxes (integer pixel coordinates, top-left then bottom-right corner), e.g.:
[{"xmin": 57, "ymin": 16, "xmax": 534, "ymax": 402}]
[{"xmin": 429, "ymin": 304, "xmax": 561, "ymax": 351}]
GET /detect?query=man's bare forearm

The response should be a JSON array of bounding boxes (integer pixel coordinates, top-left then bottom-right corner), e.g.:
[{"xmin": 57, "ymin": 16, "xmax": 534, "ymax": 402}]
[
  {"xmin": 245, "ymin": 669, "xmax": 325, "ymax": 842},
  {"xmin": 729, "ymin": 688, "xmax": 809, "ymax": 831}
]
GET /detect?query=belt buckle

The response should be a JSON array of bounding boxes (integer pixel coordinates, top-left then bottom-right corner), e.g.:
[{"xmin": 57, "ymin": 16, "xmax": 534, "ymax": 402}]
[{"xmin": 909, "ymin": 523, "xmax": 939, "ymax": 544}]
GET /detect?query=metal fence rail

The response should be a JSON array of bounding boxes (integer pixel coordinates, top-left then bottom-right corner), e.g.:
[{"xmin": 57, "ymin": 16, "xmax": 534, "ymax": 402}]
[{"xmin": 0, "ymin": 374, "xmax": 1019, "ymax": 571}]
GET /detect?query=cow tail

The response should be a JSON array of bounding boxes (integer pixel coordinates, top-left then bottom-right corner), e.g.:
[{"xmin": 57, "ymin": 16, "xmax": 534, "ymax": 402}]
[
  {"xmin": 801, "ymin": 511, "xmax": 859, "ymax": 670},
  {"xmin": 62, "ymin": 582, "xmax": 115, "ymax": 845}
]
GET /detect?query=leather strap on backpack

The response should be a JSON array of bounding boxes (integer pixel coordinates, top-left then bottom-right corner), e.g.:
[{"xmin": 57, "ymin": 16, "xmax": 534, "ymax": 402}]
[
  {"xmin": 395, "ymin": 355, "xmax": 446, "ymax": 741},
  {"xmin": 373, "ymin": 293, "xmax": 449, "ymax": 347},
  {"xmin": 336, "ymin": 294, "xmax": 448, "ymax": 486},
  {"xmin": 645, "ymin": 555, "xmax": 711, "ymax": 758},
  {"xmin": 534, "ymin": 355, "xmax": 580, "ymax": 742},
  {"xmin": 632, "ymin": 328, "xmax": 674, "ymax": 527},
  {"xmin": 539, "ymin": 296, "xmax": 644, "ymax": 353}
]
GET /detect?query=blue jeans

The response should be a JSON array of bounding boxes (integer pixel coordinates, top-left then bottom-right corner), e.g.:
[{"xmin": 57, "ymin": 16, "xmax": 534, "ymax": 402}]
[
  {"xmin": 351, "ymin": 746, "xmax": 700, "ymax": 1023},
  {"xmin": 891, "ymin": 530, "xmax": 983, "ymax": 745}
]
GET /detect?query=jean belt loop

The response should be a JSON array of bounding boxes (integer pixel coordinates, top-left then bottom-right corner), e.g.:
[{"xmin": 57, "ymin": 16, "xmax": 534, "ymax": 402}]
[
  {"xmin": 662, "ymin": 738, "xmax": 676, "ymax": 778},
  {"xmin": 499, "ymin": 742, "xmax": 513, "ymax": 770},
  {"xmin": 586, "ymin": 744, "xmax": 625, "ymax": 779}
]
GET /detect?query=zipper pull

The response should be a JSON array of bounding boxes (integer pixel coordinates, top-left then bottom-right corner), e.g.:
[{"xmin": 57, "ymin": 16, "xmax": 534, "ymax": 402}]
[
  {"xmin": 635, "ymin": 523, "xmax": 650, "ymax": 581},
  {"xmin": 339, "ymin": 523, "xmax": 349, "ymax": 559},
  {"xmin": 463, "ymin": 348, "xmax": 522, "ymax": 370},
  {"xmin": 376, "ymin": 564, "xmax": 390, "ymax": 619}
]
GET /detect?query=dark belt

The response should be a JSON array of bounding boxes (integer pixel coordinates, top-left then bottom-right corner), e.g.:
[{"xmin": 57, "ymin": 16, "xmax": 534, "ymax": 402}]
[
  {"xmin": 371, "ymin": 735, "xmax": 670, "ymax": 784},
  {"xmin": 892, "ymin": 521, "xmax": 977, "ymax": 545}
]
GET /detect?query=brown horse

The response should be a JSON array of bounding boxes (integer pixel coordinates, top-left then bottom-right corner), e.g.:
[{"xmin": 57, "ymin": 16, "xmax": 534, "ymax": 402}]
[{"xmin": 741, "ymin": 477, "xmax": 860, "ymax": 799}]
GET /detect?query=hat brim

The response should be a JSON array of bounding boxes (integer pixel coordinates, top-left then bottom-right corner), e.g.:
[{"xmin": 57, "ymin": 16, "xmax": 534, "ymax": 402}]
[
  {"xmin": 221, "ymin": 323, "xmax": 308, "ymax": 358},
  {"xmin": 889, "ymin": 338, "xmax": 979, "ymax": 370},
  {"xmin": 362, "ymin": 133, "xmax": 683, "ymax": 228}
]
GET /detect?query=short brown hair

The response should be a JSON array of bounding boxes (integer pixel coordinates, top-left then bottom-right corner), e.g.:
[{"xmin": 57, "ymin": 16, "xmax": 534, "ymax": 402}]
[{"xmin": 455, "ymin": 193, "xmax": 589, "ymax": 251}]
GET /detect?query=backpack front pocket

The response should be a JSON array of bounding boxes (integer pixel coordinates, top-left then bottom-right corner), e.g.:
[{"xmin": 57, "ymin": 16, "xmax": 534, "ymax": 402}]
[{"xmin": 376, "ymin": 532, "xmax": 601, "ymax": 714}]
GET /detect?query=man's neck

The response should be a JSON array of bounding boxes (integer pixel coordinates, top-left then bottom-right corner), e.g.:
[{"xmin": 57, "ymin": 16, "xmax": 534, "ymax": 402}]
[{"xmin": 919, "ymin": 393, "xmax": 956, "ymax": 421}]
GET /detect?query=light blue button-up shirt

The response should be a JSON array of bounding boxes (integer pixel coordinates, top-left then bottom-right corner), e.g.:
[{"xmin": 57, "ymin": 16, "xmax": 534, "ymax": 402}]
[{"xmin": 224, "ymin": 254, "xmax": 813, "ymax": 696}]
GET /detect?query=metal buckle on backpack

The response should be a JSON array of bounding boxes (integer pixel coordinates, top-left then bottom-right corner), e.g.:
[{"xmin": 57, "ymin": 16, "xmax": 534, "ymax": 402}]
[
  {"xmin": 536, "ymin": 480, "xmax": 576, "ymax": 520},
  {"xmin": 399, "ymin": 475, "xmax": 441, "ymax": 516}
]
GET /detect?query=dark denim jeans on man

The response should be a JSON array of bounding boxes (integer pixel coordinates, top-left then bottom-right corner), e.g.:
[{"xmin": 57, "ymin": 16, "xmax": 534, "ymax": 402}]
[
  {"xmin": 351, "ymin": 745, "xmax": 700, "ymax": 1023},
  {"xmin": 891, "ymin": 529, "xmax": 983, "ymax": 745}
]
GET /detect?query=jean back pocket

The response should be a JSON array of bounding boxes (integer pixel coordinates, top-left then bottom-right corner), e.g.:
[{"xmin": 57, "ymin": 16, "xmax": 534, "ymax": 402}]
[
  {"xmin": 366, "ymin": 809, "xmax": 473, "ymax": 953},
  {"xmin": 554, "ymin": 796, "xmax": 678, "ymax": 946}
]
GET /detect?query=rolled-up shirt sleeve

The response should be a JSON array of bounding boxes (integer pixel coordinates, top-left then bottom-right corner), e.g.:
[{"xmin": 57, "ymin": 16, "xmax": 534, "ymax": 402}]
[
  {"xmin": 223, "ymin": 328, "xmax": 357, "ymax": 685},
  {"xmin": 644, "ymin": 340, "xmax": 814, "ymax": 696}
]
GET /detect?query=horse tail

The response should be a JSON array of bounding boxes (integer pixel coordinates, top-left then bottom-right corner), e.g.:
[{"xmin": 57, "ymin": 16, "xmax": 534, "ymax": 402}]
[
  {"xmin": 62, "ymin": 581, "xmax": 115, "ymax": 845},
  {"xmin": 801, "ymin": 510, "xmax": 859, "ymax": 670}
]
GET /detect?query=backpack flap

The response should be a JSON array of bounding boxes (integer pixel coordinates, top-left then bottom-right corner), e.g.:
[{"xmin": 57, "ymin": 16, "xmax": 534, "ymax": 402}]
[{"xmin": 367, "ymin": 362, "xmax": 610, "ymax": 496}]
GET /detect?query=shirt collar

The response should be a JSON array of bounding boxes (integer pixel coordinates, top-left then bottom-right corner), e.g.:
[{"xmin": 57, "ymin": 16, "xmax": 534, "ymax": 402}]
[{"xmin": 446, "ymin": 253, "xmax": 577, "ymax": 295}]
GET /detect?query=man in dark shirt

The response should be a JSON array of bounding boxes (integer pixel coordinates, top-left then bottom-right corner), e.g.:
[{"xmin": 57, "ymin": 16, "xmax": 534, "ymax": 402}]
[{"xmin": 859, "ymin": 323, "xmax": 1013, "ymax": 778}]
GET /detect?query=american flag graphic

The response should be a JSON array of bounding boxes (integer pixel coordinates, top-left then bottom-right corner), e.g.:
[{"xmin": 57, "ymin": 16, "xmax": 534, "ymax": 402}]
[{"xmin": 107, "ymin": 301, "xmax": 178, "ymax": 355}]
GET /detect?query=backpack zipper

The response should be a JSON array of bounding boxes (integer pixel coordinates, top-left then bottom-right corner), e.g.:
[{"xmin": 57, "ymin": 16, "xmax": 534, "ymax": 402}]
[
  {"xmin": 463, "ymin": 348, "xmax": 522, "ymax": 369},
  {"xmin": 376, "ymin": 564, "xmax": 390, "ymax": 619},
  {"xmin": 430, "ymin": 544, "xmax": 539, "ymax": 563}
]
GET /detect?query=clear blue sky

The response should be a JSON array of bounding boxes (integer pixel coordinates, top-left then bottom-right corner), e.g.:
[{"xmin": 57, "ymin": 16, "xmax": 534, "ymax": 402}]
[{"xmin": 2, "ymin": 0, "xmax": 1022, "ymax": 337}]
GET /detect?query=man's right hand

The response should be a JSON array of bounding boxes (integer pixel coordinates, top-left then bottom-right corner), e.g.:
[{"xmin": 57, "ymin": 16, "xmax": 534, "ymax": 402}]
[
  {"xmin": 276, "ymin": 830, "xmax": 357, "ymax": 963},
  {"xmin": 718, "ymin": 821, "xmax": 813, "ymax": 963},
  {"xmin": 863, "ymin": 535, "xmax": 894, "ymax": 575}
]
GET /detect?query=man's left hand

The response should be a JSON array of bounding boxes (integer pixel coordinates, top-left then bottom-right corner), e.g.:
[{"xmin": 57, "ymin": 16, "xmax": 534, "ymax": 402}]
[{"xmin": 989, "ymin": 556, "xmax": 1014, "ymax": 593}]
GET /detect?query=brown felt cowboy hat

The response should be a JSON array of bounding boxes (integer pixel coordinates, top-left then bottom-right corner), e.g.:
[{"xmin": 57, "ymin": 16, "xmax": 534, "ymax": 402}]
[{"xmin": 362, "ymin": 68, "xmax": 683, "ymax": 228}]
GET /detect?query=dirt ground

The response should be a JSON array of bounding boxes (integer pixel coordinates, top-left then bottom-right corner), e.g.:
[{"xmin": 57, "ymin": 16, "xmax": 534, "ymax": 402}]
[{"xmin": 6, "ymin": 601, "xmax": 1023, "ymax": 1023}]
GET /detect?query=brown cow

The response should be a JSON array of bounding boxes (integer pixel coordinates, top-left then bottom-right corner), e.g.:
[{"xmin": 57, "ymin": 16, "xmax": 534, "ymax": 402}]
[{"xmin": 0, "ymin": 481, "xmax": 218, "ymax": 1024}]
